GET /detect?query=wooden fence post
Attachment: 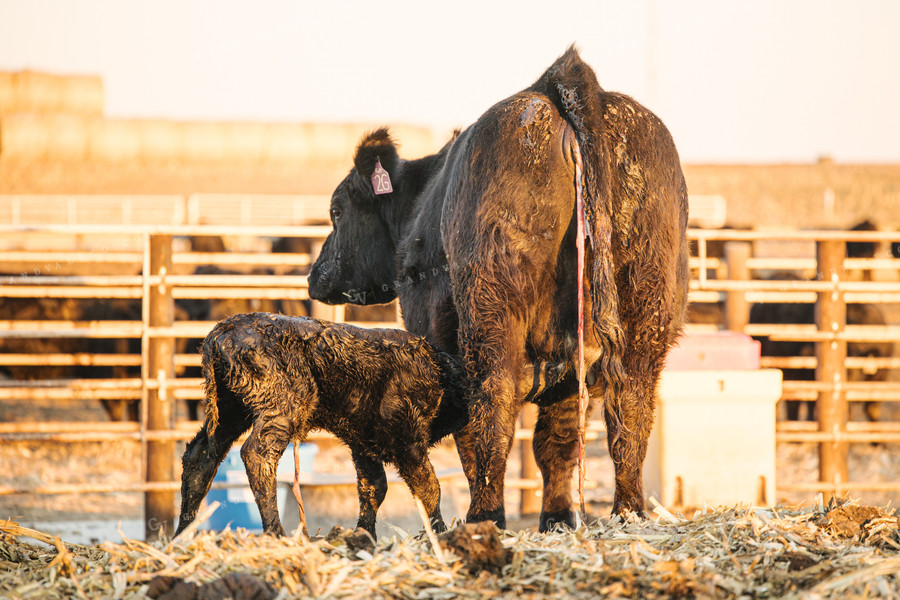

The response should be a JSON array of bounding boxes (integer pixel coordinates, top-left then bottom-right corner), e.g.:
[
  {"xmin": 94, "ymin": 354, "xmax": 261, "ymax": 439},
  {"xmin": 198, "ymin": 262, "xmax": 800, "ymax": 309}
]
[
  {"xmin": 519, "ymin": 404, "xmax": 540, "ymax": 515},
  {"xmin": 145, "ymin": 234, "xmax": 176, "ymax": 541},
  {"xmin": 816, "ymin": 239, "xmax": 848, "ymax": 495},
  {"xmin": 724, "ymin": 241, "xmax": 752, "ymax": 332}
]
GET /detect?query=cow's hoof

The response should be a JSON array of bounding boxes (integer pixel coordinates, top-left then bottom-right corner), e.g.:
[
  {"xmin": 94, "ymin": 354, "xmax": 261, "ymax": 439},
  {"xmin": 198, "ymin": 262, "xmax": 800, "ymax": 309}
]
[
  {"xmin": 539, "ymin": 509, "xmax": 576, "ymax": 532},
  {"xmin": 466, "ymin": 508, "xmax": 506, "ymax": 530},
  {"xmin": 612, "ymin": 503, "xmax": 648, "ymax": 520}
]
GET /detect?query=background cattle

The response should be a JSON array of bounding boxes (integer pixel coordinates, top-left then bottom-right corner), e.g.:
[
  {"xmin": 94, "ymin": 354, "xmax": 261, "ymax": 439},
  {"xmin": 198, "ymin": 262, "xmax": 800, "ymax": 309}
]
[
  {"xmin": 309, "ymin": 47, "xmax": 689, "ymax": 529},
  {"xmin": 0, "ymin": 295, "xmax": 143, "ymax": 421},
  {"xmin": 750, "ymin": 298, "xmax": 893, "ymax": 421},
  {"xmin": 749, "ymin": 222, "xmax": 896, "ymax": 422}
]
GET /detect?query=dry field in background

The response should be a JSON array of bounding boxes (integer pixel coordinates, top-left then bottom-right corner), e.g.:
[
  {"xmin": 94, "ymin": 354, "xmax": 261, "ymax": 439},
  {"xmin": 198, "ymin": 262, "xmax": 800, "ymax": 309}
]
[{"xmin": 683, "ymin": 162, "xmax": 900, "ymax": 229}]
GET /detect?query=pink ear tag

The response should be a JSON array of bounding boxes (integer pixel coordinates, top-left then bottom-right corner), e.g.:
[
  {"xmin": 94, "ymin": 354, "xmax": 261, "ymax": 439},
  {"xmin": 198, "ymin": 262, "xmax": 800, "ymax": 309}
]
[{"xmin": 371, "ymin": 158, "xmax": 394, "ymax": 195}]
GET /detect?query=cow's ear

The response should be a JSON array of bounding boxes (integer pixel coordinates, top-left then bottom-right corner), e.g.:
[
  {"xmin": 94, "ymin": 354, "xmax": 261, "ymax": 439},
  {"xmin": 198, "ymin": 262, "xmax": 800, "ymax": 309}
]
[{"xmin": 353, "ymin": 127, "xmax": 400, "ymax": 182}]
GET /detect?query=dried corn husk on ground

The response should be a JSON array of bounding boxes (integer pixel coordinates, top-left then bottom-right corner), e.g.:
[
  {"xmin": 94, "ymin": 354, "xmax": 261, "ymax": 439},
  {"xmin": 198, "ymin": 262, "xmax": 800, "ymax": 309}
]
[{"xmin": 2, "ymin": 498, "xmax": 899, "ymax": 600}]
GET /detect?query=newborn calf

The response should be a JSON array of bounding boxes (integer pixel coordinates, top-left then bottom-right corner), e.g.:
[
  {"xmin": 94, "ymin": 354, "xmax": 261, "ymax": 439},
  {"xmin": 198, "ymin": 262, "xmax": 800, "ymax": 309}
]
[{"xmin": 175, "ymin": 312, "xmax": 467, "ymax": 539}]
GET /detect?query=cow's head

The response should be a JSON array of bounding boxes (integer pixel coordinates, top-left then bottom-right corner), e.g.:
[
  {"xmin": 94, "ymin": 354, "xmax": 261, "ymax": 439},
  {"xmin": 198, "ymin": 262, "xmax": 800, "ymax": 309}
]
[{"xmin": 308, "ymin": 128, "xmax": 400, "ymax": 305}]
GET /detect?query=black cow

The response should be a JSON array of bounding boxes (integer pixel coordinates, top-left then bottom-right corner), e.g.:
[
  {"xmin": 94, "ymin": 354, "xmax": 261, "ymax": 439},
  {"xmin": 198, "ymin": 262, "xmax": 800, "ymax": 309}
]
[
  {"xmin": 308, "ymin": 47, "xmax": 689, "ymax": 529},
  {"xmin": 751, "ymin": 222, "xmax": 895, "ymax": 422},
  {"xmin": 175, "ymin": 313, "xmax": 467, "ymax": 538},
  {"xmin": 0, "ymin": 295, "xmax": 143, "ymax": 421},
  {"xmin": 750, "ymin": 300, "xmax": 893, "ymax": 422}
]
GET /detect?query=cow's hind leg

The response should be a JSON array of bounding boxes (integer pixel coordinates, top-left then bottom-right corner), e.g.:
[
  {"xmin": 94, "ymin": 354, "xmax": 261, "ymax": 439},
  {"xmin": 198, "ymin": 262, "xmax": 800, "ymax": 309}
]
[
  {"xmin": 605, "ymin": 373, "xmax": 657, "ymax": 516},
  {"xmin": 350, "ymin": 446, "xmax": 388, "ymax": 539},
  {"xmin": 533, "ymin": 394, "xmax": 583, "ymax": 531},
  {"xmin": 175, "ymin": 411, "xmax": 251, "ymax": 536},
  {"xmin": 608, "ymin": 265, "xmax": 687, "ymax": 515},
  {"xmin": 464, "ymin": 370, "xmax": 520, "ymax": 529},
  {"xmin": 241, "ymin": 413, "xmax": 295, "ymax": 536},
  {"xmin": 451, "ymin": 426, "xmax": 478, "ymax": 501}
]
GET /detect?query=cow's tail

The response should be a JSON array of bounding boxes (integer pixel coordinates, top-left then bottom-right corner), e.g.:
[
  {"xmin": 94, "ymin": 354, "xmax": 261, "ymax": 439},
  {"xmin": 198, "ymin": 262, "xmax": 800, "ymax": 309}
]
[{"xmin": 537, "ymin": 46, "xmax": 628, "ymax": 440}]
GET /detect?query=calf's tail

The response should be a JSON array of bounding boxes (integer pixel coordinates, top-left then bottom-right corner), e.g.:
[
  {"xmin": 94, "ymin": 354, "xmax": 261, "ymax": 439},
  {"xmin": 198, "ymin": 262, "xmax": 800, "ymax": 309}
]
[{"xmin": 535, "ymin": 46, "xmax": 627, "ymax": 438}]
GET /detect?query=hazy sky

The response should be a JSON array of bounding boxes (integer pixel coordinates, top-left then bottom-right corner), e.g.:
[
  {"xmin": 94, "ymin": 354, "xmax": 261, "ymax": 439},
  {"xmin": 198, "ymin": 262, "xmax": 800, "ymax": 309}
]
[{"xmin": 1, "ymin": 0, "xmax": 898, "ymax": 163}]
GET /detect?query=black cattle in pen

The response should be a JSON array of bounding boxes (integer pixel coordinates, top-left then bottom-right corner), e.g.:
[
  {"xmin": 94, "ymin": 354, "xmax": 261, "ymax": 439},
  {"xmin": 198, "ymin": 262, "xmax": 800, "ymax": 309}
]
[
  {"xmin": 750, "ymin": 222, "xmax": 895, "ymax": 422},
  {"xmin": 175, "ymin": 312, "xmax": 468, "ymax": 539},
  {"xmin": 0, "ymin": 295, "xmax": 144, "ymax": 421},
  {"xmin": 750, "ymin": 300, "xmax": 893, "ymax": 422},
  {"xmin": 308, "ymin": 46, "xmax": 690, "ymax": 529}
]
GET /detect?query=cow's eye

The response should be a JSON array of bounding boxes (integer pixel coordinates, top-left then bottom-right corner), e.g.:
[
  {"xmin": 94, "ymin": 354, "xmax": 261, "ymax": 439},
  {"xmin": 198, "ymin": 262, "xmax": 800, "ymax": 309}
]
[{"xmin": 331, "ymin": 207, "xmax": 342, "ymax": 222}]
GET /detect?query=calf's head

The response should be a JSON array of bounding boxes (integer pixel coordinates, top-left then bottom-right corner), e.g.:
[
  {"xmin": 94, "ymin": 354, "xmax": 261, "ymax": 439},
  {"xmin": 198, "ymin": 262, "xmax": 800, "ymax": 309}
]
[{"xmin": 309, "ymin": 128, "xmax": 401, "ymax": 305}]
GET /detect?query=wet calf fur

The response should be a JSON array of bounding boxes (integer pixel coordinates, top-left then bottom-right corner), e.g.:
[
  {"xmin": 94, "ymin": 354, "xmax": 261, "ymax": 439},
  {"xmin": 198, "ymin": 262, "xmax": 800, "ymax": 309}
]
[{"xmin": 175, "ymin": 312, "xmax": 467, "ymax": 538}]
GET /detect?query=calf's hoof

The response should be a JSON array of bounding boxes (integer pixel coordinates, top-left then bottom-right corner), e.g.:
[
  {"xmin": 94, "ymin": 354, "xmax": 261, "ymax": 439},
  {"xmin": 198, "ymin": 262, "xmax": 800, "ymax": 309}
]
[
  {"xmin": 430, "ymin": 518, "xmax": 448, "ymax": 534},
  {"xmin": 538, "ymin": 509, "xmax": 576, "ymax": 532},
  {"xmin": 263, "ymin": 523, "xmax": 287, "ymax": 537}
]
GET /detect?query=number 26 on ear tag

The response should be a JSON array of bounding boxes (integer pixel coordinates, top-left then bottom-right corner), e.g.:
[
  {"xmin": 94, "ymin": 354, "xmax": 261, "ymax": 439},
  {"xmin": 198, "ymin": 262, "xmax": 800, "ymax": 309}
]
[{"xmin": 371, "ymin": 158, "xmax": 393, "ymax": 195}]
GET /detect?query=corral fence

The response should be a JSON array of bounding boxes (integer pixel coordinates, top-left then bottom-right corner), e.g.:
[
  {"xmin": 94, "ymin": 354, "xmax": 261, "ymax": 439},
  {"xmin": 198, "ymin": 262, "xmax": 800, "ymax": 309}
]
[
  {"xmin": 689, "ymin": 228, "xmax": 900, "ymax": 495},
  {"xmin": 1, "ymin": 194, "xmax": 582, "ymax": 539},
  {"xmin": 1, "ymin": 194, "xmax": 899, "ymax": 538}
]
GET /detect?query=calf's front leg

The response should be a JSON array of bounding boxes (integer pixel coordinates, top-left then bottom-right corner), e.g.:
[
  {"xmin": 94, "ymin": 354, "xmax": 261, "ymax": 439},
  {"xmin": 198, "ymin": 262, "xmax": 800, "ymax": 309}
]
[
  {"xmin": 350, "ymin": 447, "xmax": 388, "ymax": 539},
  {"xmin": 396, "ymin": 456, "xmax": 447, "ymax": 534}
]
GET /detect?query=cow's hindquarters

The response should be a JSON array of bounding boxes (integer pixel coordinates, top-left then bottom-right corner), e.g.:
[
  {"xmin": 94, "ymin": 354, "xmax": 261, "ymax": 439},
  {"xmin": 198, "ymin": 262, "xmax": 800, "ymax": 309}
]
[{"xmin": 443, "ymin": 96, "xmax": 579, "ymax": 528}]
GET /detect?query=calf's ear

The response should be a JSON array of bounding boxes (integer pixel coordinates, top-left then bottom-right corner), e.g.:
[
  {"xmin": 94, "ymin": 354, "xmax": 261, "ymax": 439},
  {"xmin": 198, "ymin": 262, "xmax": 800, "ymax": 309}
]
[{"xmin": 353, "ymin": 127, "xmax": 400, "ymax": 183}]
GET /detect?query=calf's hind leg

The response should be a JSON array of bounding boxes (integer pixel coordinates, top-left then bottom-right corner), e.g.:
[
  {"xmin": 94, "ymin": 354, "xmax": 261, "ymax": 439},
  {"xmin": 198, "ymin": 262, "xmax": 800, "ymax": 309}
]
[
  {"xmin": 175, "ymin": 411, "xmax": 251, "ymax": 536},
  {"xmin": 241, "ymin": 413, "xmax": 295, "ymax": 536}
]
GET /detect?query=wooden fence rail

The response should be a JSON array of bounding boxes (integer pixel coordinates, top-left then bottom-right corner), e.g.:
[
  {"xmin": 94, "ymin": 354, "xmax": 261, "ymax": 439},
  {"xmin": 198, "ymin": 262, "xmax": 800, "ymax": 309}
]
[{"xmin": 2, "ymin": 222, "xmax": 900, "ymax": 537}]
